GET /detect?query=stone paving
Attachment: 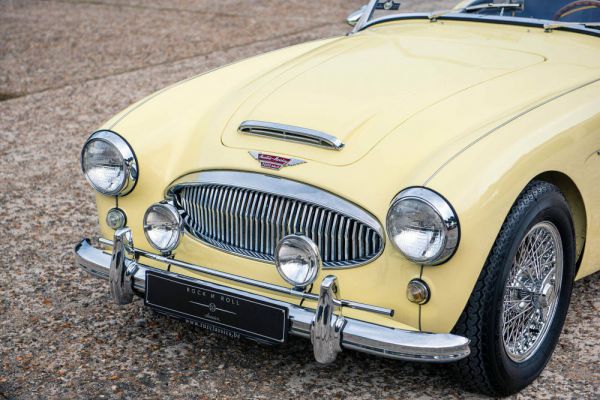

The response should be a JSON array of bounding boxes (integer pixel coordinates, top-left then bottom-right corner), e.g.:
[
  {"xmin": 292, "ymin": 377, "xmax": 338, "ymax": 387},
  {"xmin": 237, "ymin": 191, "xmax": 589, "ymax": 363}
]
[{"xmin": 1, "ymin": 1, "xmax": 598, "ymax": 398}]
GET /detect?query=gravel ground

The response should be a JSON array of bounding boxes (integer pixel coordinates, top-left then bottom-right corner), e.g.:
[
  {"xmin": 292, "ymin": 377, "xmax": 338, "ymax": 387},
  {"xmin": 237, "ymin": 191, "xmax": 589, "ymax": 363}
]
[{"xmin": 1, "ymin": 1, "xmax": 599, "ymax": 398}]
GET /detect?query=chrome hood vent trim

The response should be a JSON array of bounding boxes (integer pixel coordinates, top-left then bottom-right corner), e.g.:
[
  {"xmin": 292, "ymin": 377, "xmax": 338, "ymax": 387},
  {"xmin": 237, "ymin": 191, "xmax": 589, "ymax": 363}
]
[
  {"xmin": 167, "ymin": 171, "xmax": 383, "ymax": 268},
  {"xmin": 238, "ymin": 120, "xmax": 344, "ymax": 151}
]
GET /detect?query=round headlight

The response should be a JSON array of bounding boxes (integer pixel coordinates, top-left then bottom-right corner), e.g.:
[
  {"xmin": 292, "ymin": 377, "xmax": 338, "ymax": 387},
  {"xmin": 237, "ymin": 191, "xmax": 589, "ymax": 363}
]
[
  {"xmin": 386, "ymin": 188, "xmax": 459, "ymax": 265},
  {"xmin": 81, "ymin": 130, "xmax": 137, "ymax": 196},
  {"xmin": 275, "ymin": 235, "xmax": 321, "ymax": 288},
  {"xmin": 143, "ymin": 203, "xmax": 183, "ymax": 253}
]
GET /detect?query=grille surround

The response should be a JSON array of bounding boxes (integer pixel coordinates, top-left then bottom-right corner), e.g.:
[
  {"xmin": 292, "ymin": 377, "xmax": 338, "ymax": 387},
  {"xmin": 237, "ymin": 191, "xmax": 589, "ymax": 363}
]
[{"xmin": 168, "ymin": 171, "xmax": 384, "ymax": 269}]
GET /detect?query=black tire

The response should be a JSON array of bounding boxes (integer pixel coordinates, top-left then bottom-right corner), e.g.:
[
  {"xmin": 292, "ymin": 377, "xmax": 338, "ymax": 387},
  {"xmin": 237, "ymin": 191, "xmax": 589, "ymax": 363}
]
[{"xmin": 453, "ymin": 181, "xmax": 576, "ymax": 396}]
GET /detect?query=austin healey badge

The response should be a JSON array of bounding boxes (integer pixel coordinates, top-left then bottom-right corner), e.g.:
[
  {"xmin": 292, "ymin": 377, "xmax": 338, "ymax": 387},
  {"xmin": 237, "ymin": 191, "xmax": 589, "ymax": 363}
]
[{"xmin": 249, "ymin": 151, "xmax": 306, "ymax": 170}]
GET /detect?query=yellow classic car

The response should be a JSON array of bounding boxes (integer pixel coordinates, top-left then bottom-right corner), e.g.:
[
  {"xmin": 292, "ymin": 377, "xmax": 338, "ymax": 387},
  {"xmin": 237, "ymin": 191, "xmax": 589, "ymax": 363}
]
[{"xmin": 75, "ymin": 0, "xmax": 600, "ymax": 396}]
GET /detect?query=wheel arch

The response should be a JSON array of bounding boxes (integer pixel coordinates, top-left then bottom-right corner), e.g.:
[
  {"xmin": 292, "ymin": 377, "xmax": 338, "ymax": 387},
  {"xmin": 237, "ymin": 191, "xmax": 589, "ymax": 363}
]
[{"xmin": 531, "ymin": 171, "xmax": 587, "ymax": 270}]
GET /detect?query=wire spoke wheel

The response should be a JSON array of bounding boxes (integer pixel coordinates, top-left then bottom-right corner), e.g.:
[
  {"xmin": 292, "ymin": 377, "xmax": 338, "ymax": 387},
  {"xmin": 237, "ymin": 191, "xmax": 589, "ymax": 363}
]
[
  {"xmin": 454, "ymin": 182, "xmax": 575, "ymax": 395},
  {"xmin": 501, "ymin": 221, "xmax": 563, "ymax": 362}
]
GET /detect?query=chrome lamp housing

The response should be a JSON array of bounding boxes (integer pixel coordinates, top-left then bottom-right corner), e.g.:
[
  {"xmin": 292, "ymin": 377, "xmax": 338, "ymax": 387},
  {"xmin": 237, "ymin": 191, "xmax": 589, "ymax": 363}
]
[
  {"xmin": 275, "ymin": 234, "xmax": 321, "ymax": 289},
  {"xmin": 81, "ymin": 130, "xmax": 138, "ymax": 196},
  {"xmin": 143, "ymin": 202, "xmax": 183, "ymax": 254},
  {"xmin": 386, "ymin": 187, "xmax": 460, "ymax": 265}
]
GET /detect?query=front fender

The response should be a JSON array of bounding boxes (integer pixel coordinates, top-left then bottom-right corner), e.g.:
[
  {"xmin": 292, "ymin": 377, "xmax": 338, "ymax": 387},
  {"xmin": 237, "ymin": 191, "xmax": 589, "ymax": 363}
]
[{"xmin": 420, "ymin": 79, "xmax": 600, "ymax": 333}]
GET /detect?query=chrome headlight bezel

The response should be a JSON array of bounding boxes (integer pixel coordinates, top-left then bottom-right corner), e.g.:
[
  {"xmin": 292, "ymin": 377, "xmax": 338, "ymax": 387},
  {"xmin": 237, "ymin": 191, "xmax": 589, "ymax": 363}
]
[
  {"xmin": 81, "ymin": 130, "xmax": 138, "ymax": 196},
  {"xmin": 275, "ymin": 234, "xmax": 321, "ymax": 288},
  {"xmin": 143, "ymin": 202, "xmax": 183, "ymax": 254},
  {"xmin": 386, "ymin": 187, "xmax": 460, "ymax": 265}
]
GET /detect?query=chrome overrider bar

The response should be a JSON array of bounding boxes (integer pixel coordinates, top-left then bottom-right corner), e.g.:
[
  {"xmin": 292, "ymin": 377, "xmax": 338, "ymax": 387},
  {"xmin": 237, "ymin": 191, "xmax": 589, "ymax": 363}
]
[{"xmin": 74, "ymin": 228, "xmax": 470, "ymax": 363}]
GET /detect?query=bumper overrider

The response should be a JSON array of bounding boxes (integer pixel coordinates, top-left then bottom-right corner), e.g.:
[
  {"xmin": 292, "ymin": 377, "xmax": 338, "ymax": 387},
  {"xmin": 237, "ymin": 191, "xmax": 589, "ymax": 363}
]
[{"xmin": 75, "ymin": 228, "xmax": 470, "ymax": 363}]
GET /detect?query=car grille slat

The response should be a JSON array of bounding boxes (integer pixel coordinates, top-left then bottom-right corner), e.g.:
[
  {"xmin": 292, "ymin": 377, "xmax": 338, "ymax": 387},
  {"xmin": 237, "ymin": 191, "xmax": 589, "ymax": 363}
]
[
  {"xmin": 208, "ymin": 187, "xmax": 217, "ymax": 238},
  {"xmin": 234, "ymin": 189, "xmax": 244, "ymax": 247},
  {"xmin": 358, "ymin": 225, "xmax": 365, "ymax": 259},
  {"xmin": 199, "ymin": 186, "xmax": 208, "ymax": 233},
  {"xmin": 212, "ymin": 187, "xmax": 220, "ymax": 240},
  {"xmin": 216, "ymin": 187, "xmax": 225, "ymax": 242},
  {"xmin": 175, "ymin": 182, "xmax": 383, "ymax": 268}
]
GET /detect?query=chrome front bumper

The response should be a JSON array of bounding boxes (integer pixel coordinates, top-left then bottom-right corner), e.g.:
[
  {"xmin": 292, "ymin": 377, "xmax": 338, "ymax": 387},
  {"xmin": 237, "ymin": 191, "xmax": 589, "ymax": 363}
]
[{"xmin": 75, "ymin": 228, "xmax": 470, "ymax": 363}]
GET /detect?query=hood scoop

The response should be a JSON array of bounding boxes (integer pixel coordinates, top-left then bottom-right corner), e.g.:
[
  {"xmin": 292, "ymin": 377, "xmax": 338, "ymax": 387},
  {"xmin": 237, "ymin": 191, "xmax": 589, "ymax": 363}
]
[{"xmin": 238, "ymin": 120, "xmax": 345, "ymax": 151}]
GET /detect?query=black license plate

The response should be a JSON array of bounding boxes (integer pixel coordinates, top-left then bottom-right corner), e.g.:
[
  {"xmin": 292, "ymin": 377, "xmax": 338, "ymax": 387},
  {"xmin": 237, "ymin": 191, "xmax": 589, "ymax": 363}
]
[{"xmin": 144, "ymin": 271, "xmax": 288, "ymax": 343}]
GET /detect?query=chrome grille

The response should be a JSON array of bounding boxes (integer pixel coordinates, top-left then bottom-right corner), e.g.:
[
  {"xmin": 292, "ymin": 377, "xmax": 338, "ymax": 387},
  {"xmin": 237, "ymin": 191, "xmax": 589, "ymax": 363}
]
[{"xmin": 172, "ymin": 174, "xmax": 383, "ymax": 268}]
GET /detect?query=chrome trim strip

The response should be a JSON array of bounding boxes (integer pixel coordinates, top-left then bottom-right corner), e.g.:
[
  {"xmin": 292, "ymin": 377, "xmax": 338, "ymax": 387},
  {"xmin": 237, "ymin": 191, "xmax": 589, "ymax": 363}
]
[
  {"xmin": 464, "ymin": 3, "xmax": 522, "ymax": 12},
  {"xmin": 166, "ymin": 171, "xmax": 385, "ymax": 269},
  {"xmin": 96, "ymin": 235, "xmax": 392, "ymax": 316},
  {"xmin": 355, "ymin": 11, "xmax": 600, "ymax": 37},
  {"xmin": 75, "ymin": 236, "xmax": 471, "ymax": 363},
  {"xmin": 239, "ymin": 120, "xmax": 345, "ymax": 150}
]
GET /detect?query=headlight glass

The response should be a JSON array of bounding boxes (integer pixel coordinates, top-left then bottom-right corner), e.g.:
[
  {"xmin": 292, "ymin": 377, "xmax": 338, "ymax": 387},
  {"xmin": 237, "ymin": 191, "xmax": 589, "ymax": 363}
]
[
  {"xmin": 387, "ymin": 188, "xmax": 459, "ymax": 265},
  {"xmin": 143, "ymin": 203, "xmax": 182, "ymax": 253},
  {"xmin": 275, "ymin": 235, "xmax": 321, "ymax": 288},
  {"xmin": 81, "ymin": 130, "xmax": 137, "ymax": 196},
  {"xmin": 82, "ymin": 140, "xmax": 124, "ymax": 193}
]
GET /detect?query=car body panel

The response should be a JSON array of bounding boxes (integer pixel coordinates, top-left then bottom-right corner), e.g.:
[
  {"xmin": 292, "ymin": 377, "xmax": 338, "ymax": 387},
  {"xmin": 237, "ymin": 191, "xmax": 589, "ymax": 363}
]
[
  {"xmin": 220, "ymin": 27, "xmax": 544, "ymax": 165},
  {"xmin": 93, "ymin": 19, "xmax": 600, "ymax": 333},
  {"xmin": 424, "ymin": 79, "xmax": 600, "ymax": 332}
]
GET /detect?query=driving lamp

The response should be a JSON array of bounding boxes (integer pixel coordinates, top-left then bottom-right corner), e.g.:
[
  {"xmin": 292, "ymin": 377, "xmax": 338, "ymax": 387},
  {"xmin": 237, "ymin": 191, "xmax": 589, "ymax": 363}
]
[
  {"xmin": 143, "ymin": 203, "xmax": 183, "ymax": 253},
  {"xmin": 81, "ymin": 130, "xmax": 137, "ymax": 196},
  {"xmin": 387, "ymin": 188, "xmax": 459, "ymax": 265},
  {"xmin": 275, "ymin": 235, "xmax": 321, "ymax": 288}
]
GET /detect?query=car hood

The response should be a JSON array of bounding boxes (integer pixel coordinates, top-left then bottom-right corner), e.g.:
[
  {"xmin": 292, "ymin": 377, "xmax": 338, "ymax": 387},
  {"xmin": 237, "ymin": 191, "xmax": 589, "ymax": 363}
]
[
  {"xmin": 108, "ymin": 20, "xmax": 600, "ymax": 198},
  {"xmin": 219, "ymin": 28, "xmax": 545, "ymax": 165}
]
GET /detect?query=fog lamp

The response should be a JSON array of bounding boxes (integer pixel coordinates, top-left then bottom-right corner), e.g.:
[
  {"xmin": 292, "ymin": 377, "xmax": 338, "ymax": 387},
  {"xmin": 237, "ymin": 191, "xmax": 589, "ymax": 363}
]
[
  {"xmin": 407, "ymin": 279, "xmax": 430, "ymax": 305},
  {"xmin": 143, "ymin": 203, "xmax": 183, "ymax": 253},
  {"xmin": 275, "ymin": 235, "xmax": 321, "ymax": 289},
  {"xmin": 106, "ymin": 207, "xmax": 126, "ymax": 229}
]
